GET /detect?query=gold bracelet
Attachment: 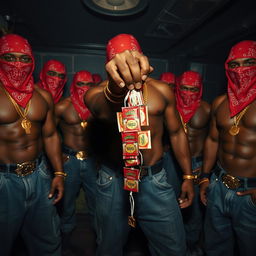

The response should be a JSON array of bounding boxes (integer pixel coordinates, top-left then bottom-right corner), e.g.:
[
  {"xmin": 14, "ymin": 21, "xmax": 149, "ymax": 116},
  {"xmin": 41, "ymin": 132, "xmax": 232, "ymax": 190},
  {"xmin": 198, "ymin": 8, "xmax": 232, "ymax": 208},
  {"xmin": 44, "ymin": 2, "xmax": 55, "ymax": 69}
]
[
  {"xmin": 54, "ymin": 171, "xmax": 67, "ymax": 177},
  {"xmin": 103, "ymin": 86, "xmax": 123, "ymax": 104},
  {"xmin": 199, "ymin": 178, "xmax": 210, "ymax": 185},
  {"xmin": 106, "ymin": 81, "xmax": 126, "ymax": 98},
  {"xmin": 183, "ymin": 174, "xmax": 195, "ymax": 180}
]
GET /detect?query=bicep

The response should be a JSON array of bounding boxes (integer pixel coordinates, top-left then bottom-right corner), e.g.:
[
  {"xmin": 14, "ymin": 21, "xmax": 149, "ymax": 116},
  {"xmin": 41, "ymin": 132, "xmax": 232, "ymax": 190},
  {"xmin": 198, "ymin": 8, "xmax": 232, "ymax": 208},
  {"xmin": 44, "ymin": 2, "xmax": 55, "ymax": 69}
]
[{"xmin": 164, "ymin": 97, "xmax": 182, "ymax": 135}]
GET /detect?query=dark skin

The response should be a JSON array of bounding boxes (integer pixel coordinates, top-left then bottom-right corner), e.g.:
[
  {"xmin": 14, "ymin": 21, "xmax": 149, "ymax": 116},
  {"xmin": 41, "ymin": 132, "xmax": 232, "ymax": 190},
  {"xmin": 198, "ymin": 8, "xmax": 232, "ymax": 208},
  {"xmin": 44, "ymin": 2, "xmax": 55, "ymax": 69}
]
[
  {"xmin": 0, "ymin": 52, "xmax": 64, "ymax": 204},
  {"xmin": 85, "ymin": 50, "xmax": 194, "ymax": 208},
  {"xmin": 55, "ymin": 82, "xmax": 93, "ymax": 152},
  {"xmin": 200, "ymin": 57, "xmax": 256, "ymax": 205},
  {"xmin": 180, "ymin": 85, "xmax": 211, "ymax": 157}
]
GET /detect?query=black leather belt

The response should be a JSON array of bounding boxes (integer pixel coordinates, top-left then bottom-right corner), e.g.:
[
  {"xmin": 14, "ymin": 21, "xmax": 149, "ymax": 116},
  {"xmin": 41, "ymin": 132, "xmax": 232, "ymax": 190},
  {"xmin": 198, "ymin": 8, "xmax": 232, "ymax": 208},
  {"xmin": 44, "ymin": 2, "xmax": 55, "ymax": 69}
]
[
  {"xmin": 214, "ymin": 165, "xmax": 256, "ymax": 189},
  {"xmin": 0, "ymin": 154, "xmax": 43, "ymax": 176},
  {"xmin": 62, "ymin": 145, "xmax": 87, "ymax": 160},
  {"xmin": 140, "ymin": 159, "xmax": 163, "ymax": 178}
]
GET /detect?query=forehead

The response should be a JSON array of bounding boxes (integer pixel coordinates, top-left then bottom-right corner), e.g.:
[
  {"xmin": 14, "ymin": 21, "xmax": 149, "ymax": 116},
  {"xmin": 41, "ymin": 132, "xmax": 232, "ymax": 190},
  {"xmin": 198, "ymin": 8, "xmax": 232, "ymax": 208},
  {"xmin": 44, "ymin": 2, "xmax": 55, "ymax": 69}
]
[
  {"xmin": 1, "ymin": 52, "xmax": 30, "ymax": 56},
  {"xmin": 228, "ymin": 57, "xmax": 256, "ymax": 63}
]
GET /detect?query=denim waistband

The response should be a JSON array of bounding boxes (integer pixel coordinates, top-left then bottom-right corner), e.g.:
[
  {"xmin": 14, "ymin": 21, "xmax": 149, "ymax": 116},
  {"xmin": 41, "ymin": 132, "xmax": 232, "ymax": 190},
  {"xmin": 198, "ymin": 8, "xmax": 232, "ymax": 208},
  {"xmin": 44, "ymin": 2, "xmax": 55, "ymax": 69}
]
[
  {"xmin": 62, "ymin": 145, "xmax": 85, "ymax": 156},
  {"xmin": 102, "ymin": 158, "xmax": 163, "ymax": 178},
  {"xmin": 214, "ymin": 163, "xmax": 256, "ymax": 189},
  {"xmin": 0, "ymin": 154, "xmax": 44, "ymax": 173}
]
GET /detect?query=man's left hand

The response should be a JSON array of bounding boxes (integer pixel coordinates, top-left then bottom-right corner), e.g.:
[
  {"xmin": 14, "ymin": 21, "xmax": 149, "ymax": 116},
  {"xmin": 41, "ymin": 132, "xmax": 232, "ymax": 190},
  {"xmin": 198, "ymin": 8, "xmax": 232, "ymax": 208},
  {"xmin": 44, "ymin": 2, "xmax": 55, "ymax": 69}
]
[
  {"xmin": 178, "ymin": 179, "xmax": 194, "ymax": 209},
  {"xmin": 48, "ymin": 176, "xmax": 65, "ymax": 204}
]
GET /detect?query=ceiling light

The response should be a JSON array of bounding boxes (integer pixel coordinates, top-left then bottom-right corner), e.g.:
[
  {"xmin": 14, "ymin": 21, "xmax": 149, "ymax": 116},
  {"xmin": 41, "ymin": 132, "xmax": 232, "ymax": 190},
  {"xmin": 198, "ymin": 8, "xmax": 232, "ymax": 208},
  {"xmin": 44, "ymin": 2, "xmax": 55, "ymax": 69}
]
[{"xmin": 82, "ymin": 0, "xmax": 148, "ymax": 16}]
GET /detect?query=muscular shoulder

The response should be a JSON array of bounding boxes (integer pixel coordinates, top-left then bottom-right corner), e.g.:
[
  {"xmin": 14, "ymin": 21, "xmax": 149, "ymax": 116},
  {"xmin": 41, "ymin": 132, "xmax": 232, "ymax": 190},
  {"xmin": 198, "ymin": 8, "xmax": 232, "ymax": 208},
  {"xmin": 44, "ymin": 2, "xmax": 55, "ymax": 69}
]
[
  {"xmin": 211, "ymin": 94, "xmax": 227, "ymax": 114},
  {"xmin": 84, "ymin": 83, "xmax": 105, "ymax": 113},
  {"xmin": 200, "ymin": 100, "xmax": 211, "ymax": 116},
  {"xmin": 34, "ymin": 84, "xmax": 54, "ymax": 107},
  {"xmin": 146, "ymin": 77, "xmax": 175, "ymax": 103},
  {"xmin": 55, "ymin": 97, "xmax": 72, "ymax": 117}
]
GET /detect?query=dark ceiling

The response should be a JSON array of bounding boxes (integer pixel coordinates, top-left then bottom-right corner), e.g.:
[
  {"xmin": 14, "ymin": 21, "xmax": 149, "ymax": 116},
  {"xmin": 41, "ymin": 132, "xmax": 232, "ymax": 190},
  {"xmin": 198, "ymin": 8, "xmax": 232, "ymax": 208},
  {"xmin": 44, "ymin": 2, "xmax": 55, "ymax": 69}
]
[{"xmin": 1, "ymin": 0, "xmax": 256, "ymax": 63}]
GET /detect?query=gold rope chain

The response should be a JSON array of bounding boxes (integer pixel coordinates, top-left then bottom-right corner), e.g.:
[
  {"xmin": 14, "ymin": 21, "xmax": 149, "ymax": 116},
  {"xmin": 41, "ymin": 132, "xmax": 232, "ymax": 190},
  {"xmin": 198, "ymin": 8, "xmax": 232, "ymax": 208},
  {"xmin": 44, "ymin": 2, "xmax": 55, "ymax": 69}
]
[
  {"xmin": 2, "ymin": 88, "xmax": 32, "ymax": 134},
  {"xmin": 229, "ymin": 105, "xmax": 250, "ymax": 136},
  {"xmin": 142, "ymin": 82, "xmax": 148, "ymax": 105},
  {"xmin": 179, "ymin": 113, "xmax": 188, "ymax": 134}
]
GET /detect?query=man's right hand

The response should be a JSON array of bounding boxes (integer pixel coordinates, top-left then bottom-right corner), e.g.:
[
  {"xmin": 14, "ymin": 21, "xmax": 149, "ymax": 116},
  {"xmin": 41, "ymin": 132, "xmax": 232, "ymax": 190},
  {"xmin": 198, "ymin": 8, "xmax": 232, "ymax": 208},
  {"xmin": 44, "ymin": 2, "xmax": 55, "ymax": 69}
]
[
  {"xmin": 105, "ymin": 50, "xmax": 153, "ymax": 90},
  {"xmin": 200, "ymin": 181, "xmax": 210, "ymax": 205}
]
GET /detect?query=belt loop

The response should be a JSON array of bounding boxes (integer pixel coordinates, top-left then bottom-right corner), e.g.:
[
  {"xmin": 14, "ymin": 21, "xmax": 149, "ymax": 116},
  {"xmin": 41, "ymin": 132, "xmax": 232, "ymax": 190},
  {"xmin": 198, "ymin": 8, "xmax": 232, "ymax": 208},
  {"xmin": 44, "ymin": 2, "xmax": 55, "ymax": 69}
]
[
  {"xmin": 147, "ymin": 166, "xmax": 152, "ymax": 177},
  {"xmin": 243, "ymin": 178, "xmax": 249, "ymax": 190}
]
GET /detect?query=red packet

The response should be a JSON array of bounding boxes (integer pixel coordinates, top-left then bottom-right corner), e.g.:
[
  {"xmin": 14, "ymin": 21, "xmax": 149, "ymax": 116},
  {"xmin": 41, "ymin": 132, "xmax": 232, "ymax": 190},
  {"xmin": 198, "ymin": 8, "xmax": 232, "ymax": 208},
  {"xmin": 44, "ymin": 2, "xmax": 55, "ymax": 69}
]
[
  {"xmin": 125, "ymin": 157, "xmax": 140, "ymax": 167},
  {"xmin": 140, "ymin": 106, "xmax": 149, "ymax": 126},
  {"xmin": 138, "ymin": 130, "xmax": 151, "ymax": 149},
  {"xmin": 123, "ymin": 167, "xmax": 140, "ymax": 192},
  {"xmin": 122, "ymin": 106, "xmax": 141, "ymax": 132},
  {"xmin": 122, "ymin": 132, "xmax": 139, "ymax": 158}
]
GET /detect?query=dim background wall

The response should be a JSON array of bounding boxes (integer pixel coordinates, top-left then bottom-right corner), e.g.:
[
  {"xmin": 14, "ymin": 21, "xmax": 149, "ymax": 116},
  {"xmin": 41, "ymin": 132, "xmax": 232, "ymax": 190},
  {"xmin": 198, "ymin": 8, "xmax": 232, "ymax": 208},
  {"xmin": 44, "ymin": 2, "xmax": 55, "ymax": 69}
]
[{"xmin": 34, "ymin": 49, "xmax": 226, "ymax": 103}]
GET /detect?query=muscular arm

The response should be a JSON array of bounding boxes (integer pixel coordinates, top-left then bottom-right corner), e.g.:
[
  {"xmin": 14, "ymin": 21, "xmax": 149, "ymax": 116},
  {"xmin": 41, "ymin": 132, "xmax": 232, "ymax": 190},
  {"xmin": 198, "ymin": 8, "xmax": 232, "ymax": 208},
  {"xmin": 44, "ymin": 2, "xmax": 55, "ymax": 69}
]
[
  {"xmin": 38, "ymin": 88, "xmax": 64, "ymax": 203},
  {"xmin": 202, "ymin": 96, "xmax": 223, "ymax": 174},
  {"xmin": 163, "ymin": 86, "xmax": 192, "ymax": 175},
  {"xmin": 200, "ymin": 95, "xmax": 224, "ymax": 205},
  {"xmin": 160, "ymin": 84, "xmax": 194, "ymax": 208}
]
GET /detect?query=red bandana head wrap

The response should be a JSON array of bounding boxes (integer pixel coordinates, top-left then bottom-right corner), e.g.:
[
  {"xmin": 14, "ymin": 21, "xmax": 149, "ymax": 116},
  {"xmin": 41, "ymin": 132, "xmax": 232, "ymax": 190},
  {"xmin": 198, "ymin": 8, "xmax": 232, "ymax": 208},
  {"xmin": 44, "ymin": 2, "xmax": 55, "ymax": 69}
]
[
  {"xmin": 225, "ymin": 40, "xmax": 256, "ymax": 117},
  {"xmin": 176, "ymin": 71, "xmax": 203, "ymax": 123},
  {"xmin": 159, "ymin": 72, "xmax": 176, "ymax": 85},
  {"xmin": 70, "ymin": 70, "xmax": 93, "ymax": 120},
  {"xmin": 39, "ymin": 60, "xmax": 67, "ymax": 104},
  {"xmin": 92, "ymin": 73, "xmax": 102, "ymax": 84},
  {"xmin": 106, "ymin": 33, "xmax": 142, "ymax": 62},
  {"xmin": 0, "ymin": 34, "xmax": 34, "ymax": 107}
]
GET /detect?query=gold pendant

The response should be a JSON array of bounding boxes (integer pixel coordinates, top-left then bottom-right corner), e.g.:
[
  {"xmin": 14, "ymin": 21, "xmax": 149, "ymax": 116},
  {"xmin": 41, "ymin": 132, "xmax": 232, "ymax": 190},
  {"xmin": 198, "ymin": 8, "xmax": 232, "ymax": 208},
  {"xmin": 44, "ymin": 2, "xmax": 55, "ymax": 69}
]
[
  {"xmin": 21, "ymin": 119, "xmax": 31, "ymax": 134},
  {"xmin": 128, "ymin": 216, "xmax": 136, "ymax": 228},
  {"xmin": 229, "ymin": 125, "xmax": 240, "ymax": 136},
  {"xmin": 80, "ymin": 121, "xmax": 87, "ymax": 129}
]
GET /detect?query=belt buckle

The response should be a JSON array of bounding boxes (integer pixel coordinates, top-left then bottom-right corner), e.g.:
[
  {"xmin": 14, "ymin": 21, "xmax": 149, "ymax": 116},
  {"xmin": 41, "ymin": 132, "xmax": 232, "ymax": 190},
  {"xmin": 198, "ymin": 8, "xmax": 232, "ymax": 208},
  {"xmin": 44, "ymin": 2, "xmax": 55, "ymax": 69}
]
[
  {"xmin": 222, "ymin": 174, "xmax": 241, "ymax": 189},
  {"xmin": 76, "ymin": 151, "xmax": 86, "ymax": 160},
  {"xmin": 15, "ymin": 162, "xmax": 36, "ymax": 176}
]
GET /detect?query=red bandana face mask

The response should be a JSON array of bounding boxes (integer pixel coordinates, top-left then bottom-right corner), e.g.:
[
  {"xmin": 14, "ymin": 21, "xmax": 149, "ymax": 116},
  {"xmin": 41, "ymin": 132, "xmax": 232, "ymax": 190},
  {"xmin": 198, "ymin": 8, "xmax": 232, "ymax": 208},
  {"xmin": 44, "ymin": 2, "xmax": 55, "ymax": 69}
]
[
  {"xmin": 0, "ymin": 34, "xmax": 34, "ymax": 107},
  {"xmin": 159, "ymin": 72, "xmax": 176, "ymax": 85},
  {"xmin": 39, "ymin": 60, "xmax": 67, "ymax": 104},
  {"xmin": 176, "ymin": 71, "xmax": 202, "ymax": 123},
  {"xmin": 106, "ymin": 34, "xmax": 142, "ymax": 62},
  {"xmin": 225, "ymin": 40, "xmax": 256, "ymax": 117},
  {"xmin": 70, "ymin": 70, "xmax": 93, "ymax": 120}
]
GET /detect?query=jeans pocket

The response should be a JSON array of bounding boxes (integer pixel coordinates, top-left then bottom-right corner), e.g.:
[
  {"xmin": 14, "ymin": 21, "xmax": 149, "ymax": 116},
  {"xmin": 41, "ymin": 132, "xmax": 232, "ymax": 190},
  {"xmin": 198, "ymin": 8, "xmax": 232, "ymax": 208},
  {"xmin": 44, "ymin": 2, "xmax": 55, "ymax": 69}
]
[
  {"xmin": 152, "ymin": 169, "xmax": 172, "ymax": 189},
  {"xmin": 96, "ymin": 169, "xmax": 113, "ymax": 189},
  {"xmin": 247, "ymin": 195, "xmax": 256, "ymax": 209}
]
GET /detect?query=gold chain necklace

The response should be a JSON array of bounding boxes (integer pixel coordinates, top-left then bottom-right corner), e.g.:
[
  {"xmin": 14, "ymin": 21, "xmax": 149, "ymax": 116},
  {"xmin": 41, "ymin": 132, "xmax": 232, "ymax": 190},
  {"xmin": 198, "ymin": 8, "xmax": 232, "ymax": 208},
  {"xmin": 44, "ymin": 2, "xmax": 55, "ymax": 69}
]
[
  {"xmin": 79, "ymin": 114, "xmax": 87, "ymax": 129},
  {"xmin": 179, "ymin": 113, "xmax": 188, "ymax": 134},
  {"xmin": 3, "ymin": 88, "xmax": 32, "ymax": 134},
  {"xmin": 229, "ymin": 105, "xmax": 250, "ymax": 136}
]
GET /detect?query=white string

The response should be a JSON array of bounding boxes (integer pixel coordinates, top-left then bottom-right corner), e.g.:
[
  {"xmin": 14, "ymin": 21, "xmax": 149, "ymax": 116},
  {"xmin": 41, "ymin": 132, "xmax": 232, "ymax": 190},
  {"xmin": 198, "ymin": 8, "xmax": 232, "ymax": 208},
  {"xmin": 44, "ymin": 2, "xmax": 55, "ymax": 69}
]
[{"xmin": 129, "ymin": 191, "xmax": 135, "ymax": 217}]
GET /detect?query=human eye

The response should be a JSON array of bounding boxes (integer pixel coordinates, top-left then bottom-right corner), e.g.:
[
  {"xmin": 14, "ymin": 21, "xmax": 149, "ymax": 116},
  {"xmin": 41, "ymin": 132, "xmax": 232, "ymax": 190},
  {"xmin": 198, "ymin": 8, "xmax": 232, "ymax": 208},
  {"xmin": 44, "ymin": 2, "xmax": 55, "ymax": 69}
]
[
  {"xmin": 1, "ymin": 54, "xmax": 16, "ymax": 62},
  {"xmin": 47, "ymin": 71, "xmax": 57, "ymax": 76},
  {"xmin": 228, "ymin": 61, "xmax": 238, "ymax": 69},
  {"xmin": 20, "ymin": 55, "xmax": 32, "ymax": 63}
]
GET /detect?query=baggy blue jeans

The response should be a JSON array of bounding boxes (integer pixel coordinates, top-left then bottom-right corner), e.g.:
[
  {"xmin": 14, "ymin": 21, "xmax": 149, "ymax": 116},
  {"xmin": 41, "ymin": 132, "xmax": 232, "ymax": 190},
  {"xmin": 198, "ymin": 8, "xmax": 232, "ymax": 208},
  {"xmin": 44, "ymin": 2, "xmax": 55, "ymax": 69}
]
[
  {"xmin": 204, "ymin": 164, "xmax": 256, "ymax": 256},
  {"xmin": 183, "ymin": 156, "xmax": 204, "ymax": 255},
  {"xmin": 0, "ymin": 157, "xmax": 61, "ymax": 256},
  {"xmin": 95, "ymin": 163, "xmax": 186, "ymax": 256},
  {"xmin": 163, "ymin": 151, "xmax": 182, "ymax": 198},
  {"xmin": 60, "ymin": 147, "xmax": 97, "ymax": 234}
]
